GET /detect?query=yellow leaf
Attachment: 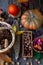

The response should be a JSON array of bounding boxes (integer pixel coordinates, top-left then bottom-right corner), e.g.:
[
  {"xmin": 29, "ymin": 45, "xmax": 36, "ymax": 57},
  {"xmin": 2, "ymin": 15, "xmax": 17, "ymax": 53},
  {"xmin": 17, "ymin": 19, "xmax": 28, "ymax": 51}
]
[{"xmin": 16, "ymin": 31, "xmax": 24, "ymax": 35}]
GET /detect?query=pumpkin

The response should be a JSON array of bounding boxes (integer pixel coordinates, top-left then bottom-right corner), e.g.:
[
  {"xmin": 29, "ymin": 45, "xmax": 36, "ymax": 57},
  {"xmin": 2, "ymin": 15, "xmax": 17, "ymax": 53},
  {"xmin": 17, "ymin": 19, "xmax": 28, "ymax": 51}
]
[
  {"xmin": 8, "ymin": 4, "xmax": 19, "ymax": 16},
  {"xmin": 18, "ymin": 0, "xmax": 28, "ymax": 3},
  {"xmin": 21, "ymin": 9, "xmax": 43, "ymax": 30}
]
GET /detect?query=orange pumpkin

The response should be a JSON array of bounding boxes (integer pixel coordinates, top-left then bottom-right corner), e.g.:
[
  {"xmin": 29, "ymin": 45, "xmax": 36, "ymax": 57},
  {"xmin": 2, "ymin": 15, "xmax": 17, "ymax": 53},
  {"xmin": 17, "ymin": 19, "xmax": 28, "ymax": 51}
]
[{"xmin": 21, "ymin": 9, "xmax": 43, "ymax": 30}]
